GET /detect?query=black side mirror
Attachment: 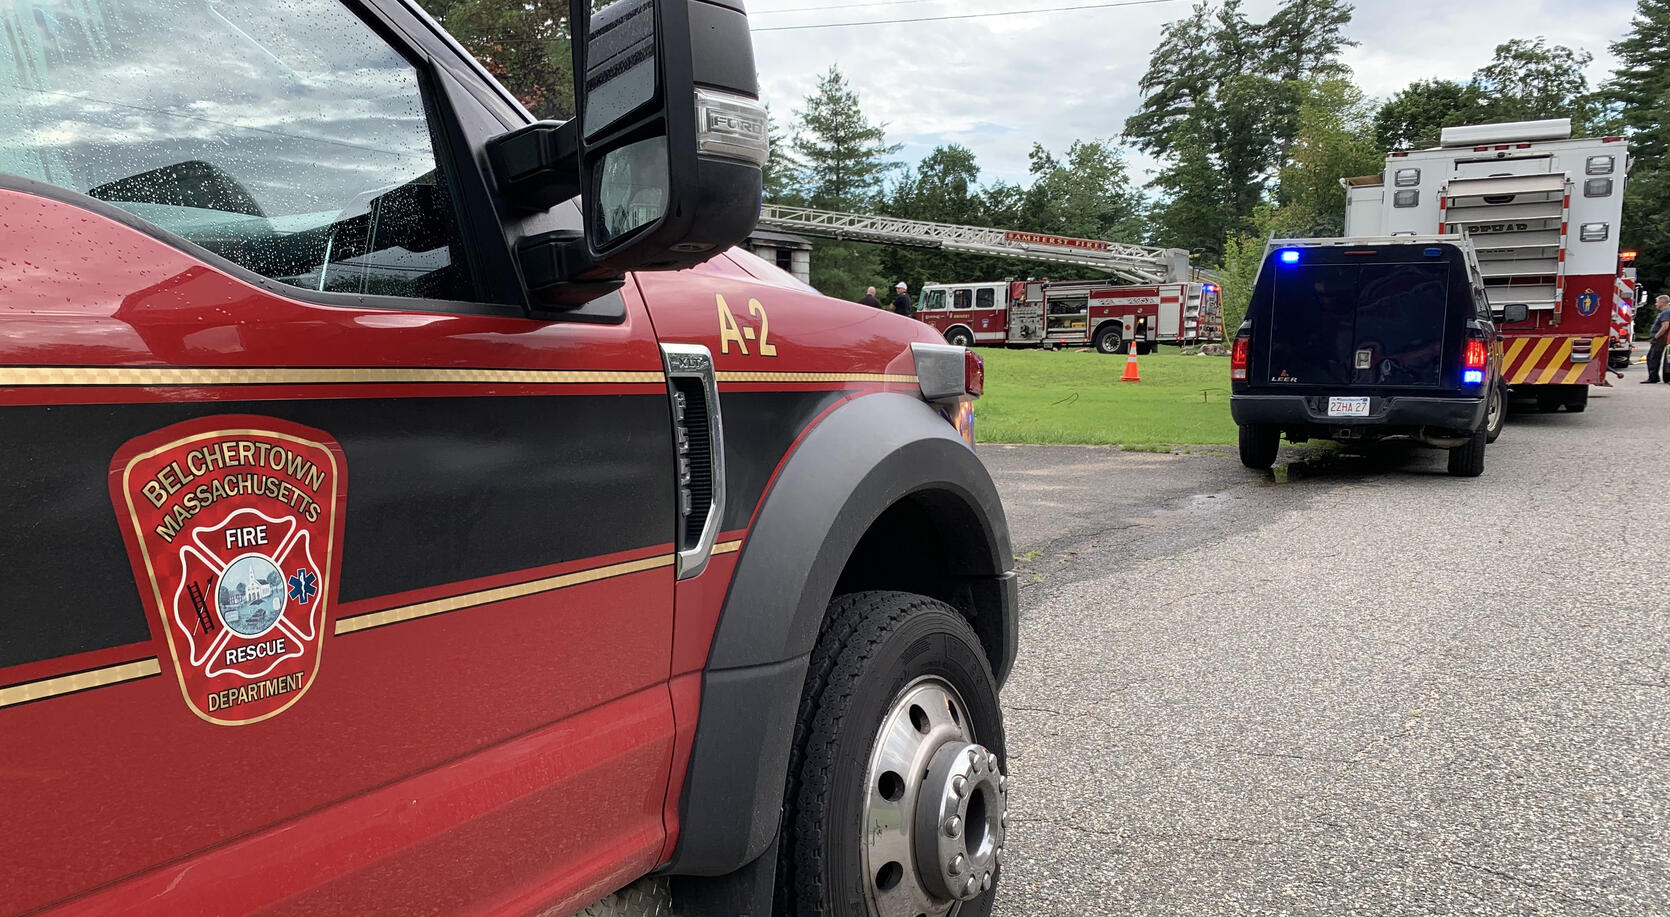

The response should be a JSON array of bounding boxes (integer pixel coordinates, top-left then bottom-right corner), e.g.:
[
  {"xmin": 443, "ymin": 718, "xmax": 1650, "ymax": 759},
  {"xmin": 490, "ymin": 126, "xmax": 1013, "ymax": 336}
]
[
  {"xmin": 1496, "ymin": 303, "xmax": 1530, "ymax": 324},
  {"xmin": 487, "ymin": 0, "xmax": 768, "ymax": 306}
]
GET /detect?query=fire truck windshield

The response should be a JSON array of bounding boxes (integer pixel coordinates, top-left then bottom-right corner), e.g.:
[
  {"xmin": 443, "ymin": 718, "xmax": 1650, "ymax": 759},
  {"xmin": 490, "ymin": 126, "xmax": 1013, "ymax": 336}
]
[{"xmin": 0, "ymin": 0, "xmax": 477, "ymax": 301}]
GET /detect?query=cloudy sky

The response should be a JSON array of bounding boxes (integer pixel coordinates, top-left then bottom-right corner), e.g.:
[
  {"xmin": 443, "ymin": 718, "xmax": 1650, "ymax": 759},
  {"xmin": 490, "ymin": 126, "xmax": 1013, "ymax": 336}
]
[{"xmin": 748, "ymin": 0, "xmax": 1636, "ymax": 188}]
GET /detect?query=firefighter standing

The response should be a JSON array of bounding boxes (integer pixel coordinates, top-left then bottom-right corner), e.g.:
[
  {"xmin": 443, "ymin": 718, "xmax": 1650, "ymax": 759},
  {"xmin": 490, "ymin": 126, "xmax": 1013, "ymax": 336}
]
[
  {"xmin": 858, "ymin": 286, "xmax": 883, "ymax": 308},
  {"xmin": 891, "ymin": 282, "xmax": 914, "ymax": 318},
  {"xmin": 1644, "ymin": 294, "xmax": 1670, "ymax": 383}
]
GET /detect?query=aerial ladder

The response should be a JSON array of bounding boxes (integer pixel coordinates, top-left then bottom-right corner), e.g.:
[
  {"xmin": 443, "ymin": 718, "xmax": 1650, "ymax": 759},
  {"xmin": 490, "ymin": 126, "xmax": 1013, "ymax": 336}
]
[{"xmin": 756, "ymin": 203, "xmax": 1200, "ymax": 284}]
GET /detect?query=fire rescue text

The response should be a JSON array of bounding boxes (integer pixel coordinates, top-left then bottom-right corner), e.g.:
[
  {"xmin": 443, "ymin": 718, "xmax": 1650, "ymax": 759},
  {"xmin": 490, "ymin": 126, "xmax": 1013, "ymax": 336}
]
[{"xmin": 140, "ymin": 439, "xmax": 327, "ymax": 542}]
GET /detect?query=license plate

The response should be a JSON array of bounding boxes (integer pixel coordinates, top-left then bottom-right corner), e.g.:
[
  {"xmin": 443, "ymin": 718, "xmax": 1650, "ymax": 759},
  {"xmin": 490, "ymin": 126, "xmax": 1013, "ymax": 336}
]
[{"xmin": 1327, "ymin": 396, "xmax": 1370, "ymax": 417}]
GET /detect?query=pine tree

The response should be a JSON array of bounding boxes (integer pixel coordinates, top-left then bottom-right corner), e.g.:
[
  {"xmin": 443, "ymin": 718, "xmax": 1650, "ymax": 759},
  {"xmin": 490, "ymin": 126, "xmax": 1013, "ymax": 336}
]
[
  {"xmin": 786, "ymin": 66, "xmax": 900, "ymax": 297},
  {"xmin": 1262, "ymin": 0, "xmax": 1355, "ymax": 82},
  {"xmin": 791, "ymin": 66, "xmax": 901, "ymax": 210},
  {"xmin": 761, "ymin": 106, "xmax": 802, "ymax": 204},
  {"xmin": 1125, "ymin": 2, "xmax": 1220, "ymax": 157},
  {"xmin": 1607, "ymin": 0, "xmax": 1670, "ymax": 296}
]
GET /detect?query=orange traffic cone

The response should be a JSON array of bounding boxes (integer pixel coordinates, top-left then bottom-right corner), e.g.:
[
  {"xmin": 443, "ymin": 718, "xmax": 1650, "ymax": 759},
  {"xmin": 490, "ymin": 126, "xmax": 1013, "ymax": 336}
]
[{"xmin": 1120, "ymin": 341, "xmax": 1141, "ymax": 382}]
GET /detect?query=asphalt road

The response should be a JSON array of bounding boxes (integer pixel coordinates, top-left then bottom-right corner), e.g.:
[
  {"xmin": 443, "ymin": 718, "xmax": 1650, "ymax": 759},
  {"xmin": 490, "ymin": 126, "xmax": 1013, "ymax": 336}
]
[{"xmin": 982, "ymin": 368, "xmax": 1670, "ymax": 916}]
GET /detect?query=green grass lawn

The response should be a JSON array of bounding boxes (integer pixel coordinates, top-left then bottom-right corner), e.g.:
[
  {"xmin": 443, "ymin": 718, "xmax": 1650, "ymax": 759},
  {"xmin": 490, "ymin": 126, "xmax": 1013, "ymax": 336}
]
[{"xmin": 974, "ymin": 347, "xmax": 1238, "ymax": 446}]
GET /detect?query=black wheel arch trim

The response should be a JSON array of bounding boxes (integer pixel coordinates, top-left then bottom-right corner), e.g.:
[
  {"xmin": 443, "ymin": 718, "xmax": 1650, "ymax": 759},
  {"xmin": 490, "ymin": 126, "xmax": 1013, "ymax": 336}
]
[{"xmin": 663, "ymin": 392, "xmax": 1016, "ymax": 878}]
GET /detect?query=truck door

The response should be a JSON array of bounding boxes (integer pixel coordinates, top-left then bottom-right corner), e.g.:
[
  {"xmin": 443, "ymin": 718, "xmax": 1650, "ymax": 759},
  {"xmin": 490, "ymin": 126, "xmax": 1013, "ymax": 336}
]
[{"xmin": 0, "ymin": 1, "xmax": 676, "ymax": 913}]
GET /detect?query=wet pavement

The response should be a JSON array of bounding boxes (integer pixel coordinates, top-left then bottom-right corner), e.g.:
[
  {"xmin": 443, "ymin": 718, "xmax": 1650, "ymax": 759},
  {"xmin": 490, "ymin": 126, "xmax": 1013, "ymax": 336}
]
[{"xmin": 983, "ymin": 368, "xmax": 1670, "ymax": 916}]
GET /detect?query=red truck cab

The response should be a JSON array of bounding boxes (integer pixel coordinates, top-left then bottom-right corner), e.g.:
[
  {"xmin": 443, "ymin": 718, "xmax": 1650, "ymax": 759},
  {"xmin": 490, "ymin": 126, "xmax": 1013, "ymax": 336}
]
[{"xmin": 0, "ymin": 2, "xmax": 1017, "ymax": 915}]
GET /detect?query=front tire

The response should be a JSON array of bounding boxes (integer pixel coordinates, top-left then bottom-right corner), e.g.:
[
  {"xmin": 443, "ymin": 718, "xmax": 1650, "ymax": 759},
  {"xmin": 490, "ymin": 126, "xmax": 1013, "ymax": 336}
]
[
  {"xmin": 1238, "ymin": 423, "xmax": 1281, "ymax": 469},
  {"xmin": 945, "ymin": 327, "xmax": 974, "ymax": 348},
  {"xmin": 781, "ymin": 592, "xmax": 1007, "ymax": 917},
  {"xmin": 1485, "ymin": 383, "xmax": 1506, "ymax": 443},
  {"xmin": 1448, "ymin": 427, "xmax": 1486, "ymax": 477},
  {"xmin": 1092, "ymin": 325, "xmax": 1122, "ymax": 355}
]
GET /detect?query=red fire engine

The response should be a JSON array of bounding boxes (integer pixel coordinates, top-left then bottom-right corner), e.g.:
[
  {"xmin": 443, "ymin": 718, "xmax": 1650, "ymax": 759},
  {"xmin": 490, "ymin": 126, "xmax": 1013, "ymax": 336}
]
[
  {"xmin": 917, "ymin": 278, "xmax": 1224, "ymax": 353},
  {"xmin": 0, "ymin": 1, "xmax": 1019, "ymax": 915},
  {"xmin": 749, "ymin": 207, "xmax": 1225, "ymax": 354},
  {"xmin": 1612, "ymin": 251, "xmax": 1640, "ymax": 370},
  {"xmin": 1342, "ymin": 118, "xmax": 1630, "ymax": 412}
]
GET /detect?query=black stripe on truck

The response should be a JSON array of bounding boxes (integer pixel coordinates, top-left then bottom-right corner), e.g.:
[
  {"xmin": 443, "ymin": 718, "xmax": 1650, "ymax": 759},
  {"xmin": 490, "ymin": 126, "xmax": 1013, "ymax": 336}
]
[{"xmin": 0, "ymin": 396, "xmax": 673, "ymax": 670}]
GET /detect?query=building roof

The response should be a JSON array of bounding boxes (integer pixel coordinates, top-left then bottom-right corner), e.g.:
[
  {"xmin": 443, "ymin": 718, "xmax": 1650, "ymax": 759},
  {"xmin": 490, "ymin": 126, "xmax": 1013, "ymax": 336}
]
[{"xmin": 745, "ymin": 228, "xmax": 814, "ymax": 249}]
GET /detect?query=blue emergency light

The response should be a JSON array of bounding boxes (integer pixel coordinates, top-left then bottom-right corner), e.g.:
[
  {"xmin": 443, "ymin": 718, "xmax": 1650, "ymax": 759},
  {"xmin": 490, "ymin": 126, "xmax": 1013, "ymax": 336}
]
[
  {"xmin": 1462, "ymin": 369, "xmax": 1484, "ymax": 385},
  {"xmin": 1279, "ymin": 250, "xmax": 1300, "ymax": 264}
]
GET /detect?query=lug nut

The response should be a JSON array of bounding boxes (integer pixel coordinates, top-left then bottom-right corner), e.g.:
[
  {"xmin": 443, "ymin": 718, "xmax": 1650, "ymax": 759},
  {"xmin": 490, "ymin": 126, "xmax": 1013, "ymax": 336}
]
[
  {"xmin": 982, "ymin": 871, "xmax": 992, "ymax": 891},
  {"xmin": 986, "ymin": 753, "xmax": 999, "ymax": 771},
  {"xmin": 968, "ymin": 748, "xmax": 980, "ymax": 767},
  {"xmin": 996, "ymin": 848, "xmax": 1006, "ymax": 865},
  {"xmin": 944, "ymin": 815, "xmax": 962, "ymax": 838},
  {"xmin": 999, "ymin": 776, "xmax": 1008, "ymax": 793},
  {"xmin": 949, "ymin": 854, "xmax": 966, "ymax": 875},
  {"xmin": 952, "ymin": 775, "xmax": 968, "ymax": 797},
  {"xmin": 1000, "ymin": 814, "xmax": 1008, "ymax": 830},
  {"xmin": 962, "ymin": 875, "xmax": 979, "ymax": 897}
]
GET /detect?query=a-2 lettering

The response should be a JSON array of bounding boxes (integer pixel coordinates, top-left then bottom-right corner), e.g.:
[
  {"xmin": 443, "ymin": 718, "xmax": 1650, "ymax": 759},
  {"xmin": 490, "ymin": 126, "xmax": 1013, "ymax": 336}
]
[{"xmin": 715, "ymin": 293, "xmax": 777, "ymax": 357}]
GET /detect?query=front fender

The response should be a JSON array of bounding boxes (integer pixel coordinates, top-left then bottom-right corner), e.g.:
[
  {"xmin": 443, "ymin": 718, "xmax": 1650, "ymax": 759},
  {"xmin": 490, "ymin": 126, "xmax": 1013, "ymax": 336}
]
[{"xmin": 666, "ymin": 392, "xmax": 1013, "ymax": 876}]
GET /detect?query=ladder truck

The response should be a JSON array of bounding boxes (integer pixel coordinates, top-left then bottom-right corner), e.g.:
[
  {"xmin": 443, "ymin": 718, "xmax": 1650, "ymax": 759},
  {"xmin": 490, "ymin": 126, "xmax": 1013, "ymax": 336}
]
[
  {"xmin": 1340, "ymin": 118, "xmax": 1630, "ymax": 412},
  {"xmin": 756, "ymin": 205, "xmax": 1225, "ymax": 351}
]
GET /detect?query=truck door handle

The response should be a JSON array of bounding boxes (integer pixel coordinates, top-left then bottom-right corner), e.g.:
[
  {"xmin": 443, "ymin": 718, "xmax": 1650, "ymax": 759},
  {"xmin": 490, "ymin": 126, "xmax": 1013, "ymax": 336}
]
[{"xmin": 661, "ymin": 343, "xmax": 726, "ymax": 580}]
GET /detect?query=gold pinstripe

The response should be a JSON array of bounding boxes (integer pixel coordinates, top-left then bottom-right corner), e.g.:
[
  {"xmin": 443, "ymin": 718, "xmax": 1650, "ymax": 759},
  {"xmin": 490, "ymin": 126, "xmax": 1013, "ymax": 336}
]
[
  {"xmin": 714, "ymin": 371, "xmax": 918, "ymax": 384},
  {"xmin": 11, "ymin": 542, "xmax": 750, "ymax": 707},
  {"xmin": 335, "ymin": 554, "xmax": 676, "ymax": 634},
  {"xmin": 0, "ymin": 658, "xmax": 161, "ymax": 709},
  {"xmin": 1533, "ymin": 338, "xmax": 1575, "ymax": 384},
  {"xmin": 0, "ymin": 367, "xmax": 665, "ymax": 387}
]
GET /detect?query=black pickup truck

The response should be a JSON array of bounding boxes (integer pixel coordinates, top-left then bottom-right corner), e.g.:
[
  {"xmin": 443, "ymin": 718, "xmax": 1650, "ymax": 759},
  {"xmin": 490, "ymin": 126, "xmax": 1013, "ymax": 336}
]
[{"xmin": 1230, "ymin": 238, "xmax": 1518, "ymax": 477}]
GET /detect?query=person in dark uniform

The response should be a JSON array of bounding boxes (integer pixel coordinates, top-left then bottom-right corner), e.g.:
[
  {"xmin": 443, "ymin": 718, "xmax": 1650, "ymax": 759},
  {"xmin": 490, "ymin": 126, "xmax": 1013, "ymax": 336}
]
[
  {"xmin": 858, "ymin": 286, "xmax": 883, "ymax": 308},
  {"xmin": 891, "ymin": 281, "xmax": 914, "ymax": 318},
  {"xmin": 1644, "ymin": 294, "xmax": 1670, "ymax": 383}
]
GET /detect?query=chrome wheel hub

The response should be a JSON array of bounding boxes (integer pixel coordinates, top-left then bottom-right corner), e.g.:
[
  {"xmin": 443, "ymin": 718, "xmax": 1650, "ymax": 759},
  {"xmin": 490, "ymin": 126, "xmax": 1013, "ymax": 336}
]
[{"xmin": 862, "ymin": 678, "xmax": 1007, "ymax": 917}]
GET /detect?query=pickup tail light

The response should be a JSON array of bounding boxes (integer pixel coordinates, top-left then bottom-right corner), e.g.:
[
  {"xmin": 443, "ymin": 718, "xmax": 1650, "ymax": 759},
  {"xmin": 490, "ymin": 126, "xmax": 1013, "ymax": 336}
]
[
  {"xmin": 1463, "ymin": 338, "xmax": 1487, "ymax": 385},
  {"xmin": 1231, "ymin": 335, "xmax": 1249, "ymax": 381}
]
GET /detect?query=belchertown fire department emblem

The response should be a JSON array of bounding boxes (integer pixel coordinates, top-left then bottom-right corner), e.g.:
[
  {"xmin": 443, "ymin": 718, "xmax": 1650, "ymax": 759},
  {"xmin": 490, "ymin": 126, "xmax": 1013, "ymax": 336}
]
[{"xmin": 109, "ymin": 417, "xmax": 346, "ymax": 726}]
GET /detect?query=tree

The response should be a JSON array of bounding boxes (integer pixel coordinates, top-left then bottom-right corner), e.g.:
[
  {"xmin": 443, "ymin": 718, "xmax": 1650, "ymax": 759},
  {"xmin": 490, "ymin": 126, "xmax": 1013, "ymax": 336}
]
[
  {"xmin": 423, "ymin": 0, "xmax": 602, "ymax": 120},
  {"xmin": 1023, "ymin": 140, "xmax": 1146, "ymax": 243},
  {"xmin": 1277, "ymin": 78, "xmax": 1381, "ymax": 236},
  {"xmin": 788, "ymin": 66, "xmax": 901, "ymax": 297},
  {"xmin": 1262, "ymin": 0, "xmax": 1355, "ymax": 82},
  {"xmin": 1373, "ymin": 79, "xmax": 1480, "ymax": 150},
  {"xmin": 761, "ymin": 106, "xmax": 802, "ymax": 203},
  {"xmin": 1125, "ymin": 2, "xmax": 1221, "ymax": 158},
  {"xmin": 1127, "ymin": 0, "xmax": 1356, "ymax": 265},
  {"xmin": 880, "ymin": 145, "xmax": 1004, "ymax": 288},
  {"xmin": 1150, "ymin": 119, "xmax": 1228, "ymax": 260},
  {"xmin": 1470, "ymin": 38, "xmax": 1599, "ymax": 128},
  {"xmin": 791, "ymin": 66, "xmax": 901, "ymax": 210},
  {"xmin": 1607, "ymin": 0, "xmax": 1670, "ymax": 296}
]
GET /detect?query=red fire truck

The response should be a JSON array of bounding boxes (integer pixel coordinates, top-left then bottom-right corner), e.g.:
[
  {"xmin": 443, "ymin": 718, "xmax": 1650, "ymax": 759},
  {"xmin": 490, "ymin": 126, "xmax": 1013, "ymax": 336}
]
[
  {"xmin": 918, "ymin": 279, "xmax": 1224, "ymax": 353},
  {"xmin": 1612, "ymin": 252, "xmax": 1640, "ymax": 370},
  {"xmin": 1342, "ymin": 118, "xmax": 1630, "ymax": 412},
  {"xmin": 0, "ymin": 1, "xmax": 1018, "ymax": 915}
]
